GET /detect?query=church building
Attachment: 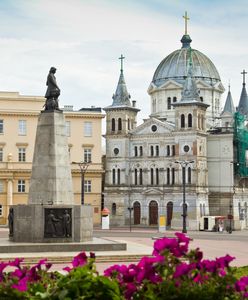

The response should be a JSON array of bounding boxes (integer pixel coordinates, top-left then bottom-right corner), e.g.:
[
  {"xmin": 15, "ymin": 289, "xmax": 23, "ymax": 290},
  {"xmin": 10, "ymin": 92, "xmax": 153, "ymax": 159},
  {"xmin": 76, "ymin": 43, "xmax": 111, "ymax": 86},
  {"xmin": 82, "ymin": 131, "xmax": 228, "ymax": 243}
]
[{"xmin": 103, "ymin": 15, "xmax": 248, "ymax": 230}]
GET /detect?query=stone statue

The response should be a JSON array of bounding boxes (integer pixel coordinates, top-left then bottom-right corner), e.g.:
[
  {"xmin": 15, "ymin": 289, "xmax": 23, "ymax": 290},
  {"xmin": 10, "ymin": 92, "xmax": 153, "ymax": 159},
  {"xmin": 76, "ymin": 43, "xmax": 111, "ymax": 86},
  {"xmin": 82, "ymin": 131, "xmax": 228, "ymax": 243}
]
[
  {"xmin": 8, "ymin": 207, "xmax": 14, "ymax": 237},
  {"xmin": 61, "ymin": 209, "xmax": 71, "ymax": 237},
  {"xmin": 44, "ymin": 67, "xmax": 60, "ymax": 111}
]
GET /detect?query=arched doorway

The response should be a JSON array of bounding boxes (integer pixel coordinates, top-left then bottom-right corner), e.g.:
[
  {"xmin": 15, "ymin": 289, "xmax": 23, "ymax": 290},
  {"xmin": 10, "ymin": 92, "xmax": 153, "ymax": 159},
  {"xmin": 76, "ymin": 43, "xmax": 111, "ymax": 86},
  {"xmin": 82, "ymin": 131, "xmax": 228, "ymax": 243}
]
[
  {"xmin": 149, "ymin": 201, "xmax": 158, "ymax": 225},
  {"xmin": 166, "ymin": 201, "xmax": 173, "ymax": 227},
  {"xmin": 133, "ymin": 201, "xmax": 141, "ymax": 225}
]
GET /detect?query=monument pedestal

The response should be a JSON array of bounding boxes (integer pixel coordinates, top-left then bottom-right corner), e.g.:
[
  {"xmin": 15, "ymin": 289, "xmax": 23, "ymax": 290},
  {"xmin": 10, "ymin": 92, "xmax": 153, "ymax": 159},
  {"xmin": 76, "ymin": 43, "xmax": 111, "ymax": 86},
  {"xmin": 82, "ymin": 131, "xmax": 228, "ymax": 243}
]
[
  {"xmin": 10, "ymin": 110, "xmax": 93, "ymax": 244},
  {"xmin": 11, "ymin": 205, "xmax": 92, "ymax": 243}
]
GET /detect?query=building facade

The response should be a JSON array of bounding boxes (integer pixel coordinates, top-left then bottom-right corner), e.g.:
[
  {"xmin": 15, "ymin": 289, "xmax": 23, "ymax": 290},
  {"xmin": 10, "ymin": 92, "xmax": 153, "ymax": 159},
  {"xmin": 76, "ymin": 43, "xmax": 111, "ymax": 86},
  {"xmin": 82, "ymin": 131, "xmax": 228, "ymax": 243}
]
[
  {"xmin": 104, "ymin": 26, "xmax": 248, "ymax": 230},
  {"xmin": 0, "ymin": 92, "xmax": 104, "ymax": 225}
]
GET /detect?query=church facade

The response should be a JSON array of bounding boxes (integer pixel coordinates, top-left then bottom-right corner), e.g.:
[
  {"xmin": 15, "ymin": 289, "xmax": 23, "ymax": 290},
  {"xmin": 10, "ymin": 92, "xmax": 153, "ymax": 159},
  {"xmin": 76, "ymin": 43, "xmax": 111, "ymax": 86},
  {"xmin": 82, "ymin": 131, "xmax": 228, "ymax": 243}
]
[{"xmin": 103, "ymin": 25, "xmax": 248, "ymax": 230}]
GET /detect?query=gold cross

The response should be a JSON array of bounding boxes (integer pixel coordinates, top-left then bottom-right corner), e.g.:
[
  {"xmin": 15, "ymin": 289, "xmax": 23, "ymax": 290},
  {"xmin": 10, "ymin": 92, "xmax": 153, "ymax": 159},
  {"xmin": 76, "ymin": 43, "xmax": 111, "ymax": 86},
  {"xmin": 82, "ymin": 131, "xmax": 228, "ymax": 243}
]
[{"xmin": 183, "ymin": 11, "xmax": 190, "ymax": 35}]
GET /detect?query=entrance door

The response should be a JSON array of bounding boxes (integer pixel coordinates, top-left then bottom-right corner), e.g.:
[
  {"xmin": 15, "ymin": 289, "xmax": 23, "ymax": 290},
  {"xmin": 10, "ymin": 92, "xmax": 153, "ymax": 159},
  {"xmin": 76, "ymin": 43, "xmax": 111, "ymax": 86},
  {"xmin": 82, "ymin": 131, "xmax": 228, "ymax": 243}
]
[
  {"xmin": 166, "ymin": 201, "xmax": 173, "ymax": 227},
  {"xmin": 133, "ymin": 201, "xmax": 141, "ymax": 225},
  {"xmin": 149, "ymin": 201, "xmax": 158, "ymax": 225}
]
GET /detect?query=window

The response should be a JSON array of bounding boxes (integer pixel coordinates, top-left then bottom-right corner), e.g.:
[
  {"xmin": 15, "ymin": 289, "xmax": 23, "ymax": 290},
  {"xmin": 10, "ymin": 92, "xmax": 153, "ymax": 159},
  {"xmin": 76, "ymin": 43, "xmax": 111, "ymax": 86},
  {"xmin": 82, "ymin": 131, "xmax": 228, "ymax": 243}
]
[
  {"xmin": 111, "ymin": 118, "xmax": 115, "ymax": 131},
  {"xmin": 172, "ymin": 168, "xmax": 175, "ymax": 185},
  {"xmin": 0, "ymin": 180, "xmax": 3, "ymax": 192},
  {"xmin": 117, "ymin": 169, "xmax": 121, "ymax": 184},
  {"xmin": 188, "ymin": 114, "xmax": 192, "ymax": 128},
  {"xmin": 84, "ymin": 149, "xmax": 92, "ymax": 163},
  {"xmin": 200, "ymin": 204, "xmax": 203, "ymax": 217},
  {"xmin": 18, "ymin": 148, "xmax": 26, "ymax": 162},
  {"xmin": 84, "ymin": 180, "xmax": 91, "ymax": 192},
  {"xmin": 167, "ymin": 145, "xmax": 170, "ymax": 156},
  {"xmin": 167, "ymin": 97, "xmax": 171, "ymax": 110},
  {"xmin": 139, "ymin": 169, "xmax": 143, "ymax": 185},
  {"xmin": 84, "ymin": 122, "xmax": 92, "ymax": 137},
  {"xmin": 188, "ymin": 167, "xmax": 192, "ymax": 184},
  {"xmin": 0, "ymin": 148, "xmax": 3, "ymax": 161},
  {"xmin": 128, "ymin": 119, "xmax": 130, "ymax": 130},
  {"xmin": 155, "ymin": 145, "xmax": 159, "ymax": 156},
  {"xmin": 172, "ymin": 145, "xmax": 175, "ymax": 156},
  {"xmin": 156, "ymin": 168, "xmax": 159, "ymax": 185},
  {"xmin": 134, "ymin": 169, "xmax": 138, "ymax": 185},
  {"xmin": 18, "ymin": 120, "xmax": 27, "ymax": 135},
  {"xmin": 203, "ymin": 204, "xmax": 206, "ymax": 216},
  {"xmin": 65, "ymin": 121, "xmax": 71, "ymax": 137},
  {"xmin": 112, "ymin": 169, "xmax": 116, "ymax": 185},
  {"xmin": 134, "ymin": 146, "xmax": 138, "ymax": 157},
  {"xmin": 173, "ymin": 97, "xmax": 177, "ymax": 103},
  {"xmin": 150, "ymin": 146, "xmax": 154, "ymax": 157},
  {"xmin": 0, "ymin": 120, "xmax": 3, "ymax": 134},
  {"xmin": 150, "ymin": 168, "xmax": 154, "ymax": 185},
  {"xmin": 167, "ymin": 168, "xmax": 170, "ymax": 185},
  {"xmin": 200, "ymin": 97, "xmax": 203, "ymax": 102},
  {"xmin": 139, "ymin": 146, "xmax": 143, "ymax": 156},
  {"xmin": 181, "ymin": 114, "xmax": 185, "ymax": 128},
  {"xmin": 112, "ymin": 203, "xmax": 117, "ymax": 215},
  {"xmin": 0, "ymin": 205, "xmax": 2, "ymax": 217},
  {"xmin": 18, "ymin": 180, "xmax": 25, "ymax": 193},
  {"xmin": 118, "ymin": 118, "xmax": 122, "ymax": 131}
]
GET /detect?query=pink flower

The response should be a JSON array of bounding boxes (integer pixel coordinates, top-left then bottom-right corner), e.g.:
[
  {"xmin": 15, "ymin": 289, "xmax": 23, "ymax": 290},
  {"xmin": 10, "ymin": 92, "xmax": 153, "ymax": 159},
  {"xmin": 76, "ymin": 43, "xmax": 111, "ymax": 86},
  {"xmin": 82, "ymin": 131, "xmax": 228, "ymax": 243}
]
[
  {"xmin": 9, "ymin": 258, "xmax": 24, "ymax": 269},
  {"xmin": 12, "ymin": 276, "xmax": 28, "ymax": 292},
  {"xmin": 124, "ymin": 283, "xmax": 137, "ymax": 300},
  {"xmin": 216, "ymin": 255, "xmax": 235, "ymax": 268},
  {"xmin": 72, "ymin": 252, "xmax": 87, "ymax": 268},
  {"xmin": 235, "ymin": 276, "xmax": 248, "ymax": 292}
]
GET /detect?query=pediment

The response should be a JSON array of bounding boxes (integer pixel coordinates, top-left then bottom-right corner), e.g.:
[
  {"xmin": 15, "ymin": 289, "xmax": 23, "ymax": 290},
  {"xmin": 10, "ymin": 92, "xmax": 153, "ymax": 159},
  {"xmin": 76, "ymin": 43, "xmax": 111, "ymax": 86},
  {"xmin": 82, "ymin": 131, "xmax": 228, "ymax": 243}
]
[
  {"xmin": 214, "ymin": 82, "xmax": 225, "ymax": 92},
  {"xmin": 159, "ymin": 79, "xmax": 182, "ymax": 90},
  {"xmin": 130, "ymin": 117, "xmax": 174, "ymax": 136},
  {"xmin": 143, "ymin": 188, "xmax": 163, "ymax": 195},
  {"xmin": 147, "ymin": 82, "xmax": 158, "ymax": 94},
  {"xmin": 195, "ymin": 79, "xmax": 212, "ymax": 89}
]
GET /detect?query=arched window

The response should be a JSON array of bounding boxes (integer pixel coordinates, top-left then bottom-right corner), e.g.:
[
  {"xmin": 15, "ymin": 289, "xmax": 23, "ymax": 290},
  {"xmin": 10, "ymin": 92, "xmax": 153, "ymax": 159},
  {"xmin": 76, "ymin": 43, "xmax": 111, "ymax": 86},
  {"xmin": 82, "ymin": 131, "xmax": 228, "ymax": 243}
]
[
  {"xmin": 172, "ymin": 145, "xmax": 175, "ymax": 156},
  {"xmin": 134, "ymin": 146, "xmax": 138, "ymax": 157},
  {"xmin": 198, "ymin": 115, "xmax": 201, "ymax": 129},
  {"xmin": 167, "ymin": 168, "xmax": 170, "ymax": 185},
  {"xmin": 200, "ymin": 96, "xmax": 203, "ymax": 102},
  {"xmin": 139, "ymin": 146, "xmax": 143, "ymax": 156},
  {"xmin": 201, "ymin": 115, "xmax": 204, "ymax": 130},
  {"xmin": 134, "ymin": 169, "xmax": 138, "ymax": 185},
  {"xmin": 117, "ymin": 169, "xmax": 121, "ymax": 184},
  {"xmin": 139, "ymin": 169, "xmax": 143, "ymax": 185},
  {"xmin": 150, "ymin": 145, "xmax": 154, "ymax": 157},
  {"xmin": 128, "ymin": 119, "xmax": 130, "ymax": 130},
  {"xmin": 152, "ymin": 99, "xmax": 156, "ymax": 113},
  {"xmin": 181, "ymin": 114, "xmax": 185, "ymax": 128},
  {"xmin": 203, "ymin": 204, "xmax": 206, "ymax": 216},
  {"xmin": 111, "ymin": 118, "xmax": 115, "ymax": 132},
  {"xmin": 118, "ymin": 118, "xmax": 122, "ymax": 131},
  {"xmin": 150, "ymin": 168, "xmax": 154, "ymax": 185},
  {"xmin": 156, "ymin": 145, "xmax": 159, "ymax": 156},
  {"xmin": 167, "ymin": 145, "xmax": 170, "ymax": 156},
  {"xmin": 156, "ymin": 168, "xmax": 159, "ymax": 185},
  {"xmin": 188, "ymin": 113, "xmax": 192, "ymax": 128},
  {"xmin": 112, "ymin": 169, "xmax": 116, "ymax": 184},
  {"xmin": 112, "ymin": 203, "xmax": 116, "ymax": 215},
  {"xmin": 172, "ymin": 168, "xmax": 175, "ymax": 185},
  {"xmin": 188, "ymin": 167, "xmax": 191, "ymax": 184},
  {"xmin": 167, "ymin": 97, "xmax": 171, "ymax": 110},
  {"xmin": 173, "ymin": 96, "xmax": 177, "ymax": 103}
]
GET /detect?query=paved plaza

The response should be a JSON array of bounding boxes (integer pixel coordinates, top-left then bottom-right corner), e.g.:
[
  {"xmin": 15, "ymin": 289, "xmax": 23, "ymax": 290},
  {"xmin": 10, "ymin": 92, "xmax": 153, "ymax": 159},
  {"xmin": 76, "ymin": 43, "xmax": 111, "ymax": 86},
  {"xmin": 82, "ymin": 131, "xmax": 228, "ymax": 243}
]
[{"xmin": 0, "ymin": 227, "xmax": 248, "ymax": 273}]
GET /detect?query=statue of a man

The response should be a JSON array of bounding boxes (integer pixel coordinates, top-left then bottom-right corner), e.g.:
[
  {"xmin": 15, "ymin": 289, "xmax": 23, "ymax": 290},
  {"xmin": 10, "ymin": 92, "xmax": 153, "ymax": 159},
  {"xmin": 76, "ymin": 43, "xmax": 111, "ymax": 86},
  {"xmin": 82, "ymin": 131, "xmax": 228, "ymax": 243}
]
[{"xmin": 44, "ymin": 67, "xmax": 60, "ymax": 110}]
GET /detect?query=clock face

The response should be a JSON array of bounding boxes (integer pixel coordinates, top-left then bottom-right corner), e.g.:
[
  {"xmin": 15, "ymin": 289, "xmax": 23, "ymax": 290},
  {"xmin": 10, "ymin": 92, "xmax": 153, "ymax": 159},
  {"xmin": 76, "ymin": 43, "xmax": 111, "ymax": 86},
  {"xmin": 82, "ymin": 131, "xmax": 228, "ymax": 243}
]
[
  {"xmin": 114, "ymin": 147, "xmax": 119, "ymax": 155},
  {"xmin": 151, "ymin": 125, "xmax": 157, "ymax": 132},
  {"xmin": 183, "ymin": 145, "xmax": 190, "ymax": 153}
]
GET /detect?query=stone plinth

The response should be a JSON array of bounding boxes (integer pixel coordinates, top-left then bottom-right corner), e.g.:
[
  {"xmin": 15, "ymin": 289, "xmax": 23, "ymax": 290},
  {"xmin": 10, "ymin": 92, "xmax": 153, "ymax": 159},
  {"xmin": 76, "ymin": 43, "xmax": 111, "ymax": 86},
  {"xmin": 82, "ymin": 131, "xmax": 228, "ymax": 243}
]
[
  {"xmin": 11, "ymin": 204, "xmax": 93, "ymax": 243},
  {"xmin": 28, "ymin": 111, "xmax": 73, "ymax": 205}
]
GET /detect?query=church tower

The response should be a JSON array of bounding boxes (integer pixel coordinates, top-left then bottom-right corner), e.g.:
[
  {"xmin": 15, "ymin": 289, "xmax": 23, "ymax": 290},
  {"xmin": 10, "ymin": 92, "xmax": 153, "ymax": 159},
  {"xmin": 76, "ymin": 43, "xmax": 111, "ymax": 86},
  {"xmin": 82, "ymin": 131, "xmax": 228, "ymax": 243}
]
[
  {"xmin": 173, "ymin": 53, "xmax": 210, "ymax": 227},
  {"xmin": 220, "ymin": 83, "xmax": 235, "ymax": 127},
  {"xmin": 103, "ymin": 56, "xmax": 140, "ymax": 225},
  {"xmin": 237, "ymin": 70, "xmax": 248, "ymax": 117}
]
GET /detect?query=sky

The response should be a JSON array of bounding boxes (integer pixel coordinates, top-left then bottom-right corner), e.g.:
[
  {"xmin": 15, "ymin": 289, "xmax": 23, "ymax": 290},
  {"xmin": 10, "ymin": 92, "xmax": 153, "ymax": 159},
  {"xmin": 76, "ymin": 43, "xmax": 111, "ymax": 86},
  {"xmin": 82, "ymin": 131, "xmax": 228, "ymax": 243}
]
[{"xmin": 0, "ymin": 0, "xmax": 248, "ymax": 123}]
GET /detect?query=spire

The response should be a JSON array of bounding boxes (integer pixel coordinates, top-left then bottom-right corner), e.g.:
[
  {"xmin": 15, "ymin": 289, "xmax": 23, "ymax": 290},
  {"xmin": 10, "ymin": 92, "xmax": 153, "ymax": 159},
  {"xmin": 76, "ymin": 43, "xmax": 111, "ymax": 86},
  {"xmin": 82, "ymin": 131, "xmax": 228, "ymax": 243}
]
[
  {"xmin": 180, "ymin": 49, "xmax": 200, "ymax": 102},
  {"xmin": 181, "ymin": 11, "xmax": 192, "ymax": 48},
  {"xmin": 221, "ymin": 82, "xmax": 235, "ymax": 115},
  {"xmin": 237, "ymin": 70, "xmax": 248, "ymax": 116},
  {"xmin": 111, "ymin": 55, "xmax": 131, "ymax": 107}
]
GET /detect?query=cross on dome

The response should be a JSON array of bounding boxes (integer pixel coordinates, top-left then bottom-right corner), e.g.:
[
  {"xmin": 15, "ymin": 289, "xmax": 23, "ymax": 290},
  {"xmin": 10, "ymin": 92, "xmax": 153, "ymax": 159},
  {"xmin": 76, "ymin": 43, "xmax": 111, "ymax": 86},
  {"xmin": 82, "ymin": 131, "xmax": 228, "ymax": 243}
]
[{"xmin": 183, "ymin": 11, "xmax": 190, "ymax": 35}]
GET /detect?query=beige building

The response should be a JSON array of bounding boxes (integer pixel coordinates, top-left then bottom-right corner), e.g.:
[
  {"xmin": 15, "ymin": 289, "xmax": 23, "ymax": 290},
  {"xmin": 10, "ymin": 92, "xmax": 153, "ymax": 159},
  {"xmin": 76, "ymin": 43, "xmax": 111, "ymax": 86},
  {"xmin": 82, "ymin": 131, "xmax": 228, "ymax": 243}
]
[{"xmin": 0, "ymin": 92, "xmax": 104, "ymax": 225}]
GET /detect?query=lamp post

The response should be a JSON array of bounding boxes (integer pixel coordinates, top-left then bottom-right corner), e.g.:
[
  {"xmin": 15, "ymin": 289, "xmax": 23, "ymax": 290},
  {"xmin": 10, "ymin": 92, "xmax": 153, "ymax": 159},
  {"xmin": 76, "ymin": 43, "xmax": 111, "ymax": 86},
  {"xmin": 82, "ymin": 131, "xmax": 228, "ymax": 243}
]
[
  {"xmin": 72, "ymin": 161, "xmax": 91, "ymax": 205},
  {"xmin": 127, "ymin": 205, "xmax": 133, "ymax": 232},
  {"xmin": 175, "ymin": 160, "xmax": 194, "ymax": 233}
]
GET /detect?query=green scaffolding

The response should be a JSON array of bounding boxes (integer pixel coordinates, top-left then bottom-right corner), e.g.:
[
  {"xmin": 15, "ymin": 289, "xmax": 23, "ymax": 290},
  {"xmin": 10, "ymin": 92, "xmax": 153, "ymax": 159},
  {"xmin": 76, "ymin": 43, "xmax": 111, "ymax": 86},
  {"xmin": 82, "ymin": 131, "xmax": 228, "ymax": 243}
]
[{"xmin": 234, "ymin": 112, "xmax": 248, "ymax": 176}]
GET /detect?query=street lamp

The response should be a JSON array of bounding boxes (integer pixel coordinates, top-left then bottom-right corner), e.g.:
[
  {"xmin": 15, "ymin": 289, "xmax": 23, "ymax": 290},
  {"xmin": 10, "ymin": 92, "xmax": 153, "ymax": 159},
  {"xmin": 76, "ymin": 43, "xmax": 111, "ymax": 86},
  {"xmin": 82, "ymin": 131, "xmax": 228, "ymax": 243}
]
[
  {"xmin": 72, "ymin": 161, "xmax": 91, "ymax": 205},
  {"xmin": 175, "ymin": 160, "xmax": 194, "ymax": 233},
  {"xmin": 127, "ymin": 206, "xmax": 133, "ymax": 232}
]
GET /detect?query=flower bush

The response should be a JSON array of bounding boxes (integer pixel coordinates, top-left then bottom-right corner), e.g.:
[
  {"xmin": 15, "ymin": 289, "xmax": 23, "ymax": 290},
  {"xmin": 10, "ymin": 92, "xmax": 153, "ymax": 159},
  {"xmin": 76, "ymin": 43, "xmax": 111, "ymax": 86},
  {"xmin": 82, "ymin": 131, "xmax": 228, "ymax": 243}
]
[{"xmin": 0, "ymin": 233, "xmax": 248, "ymax": 299}]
